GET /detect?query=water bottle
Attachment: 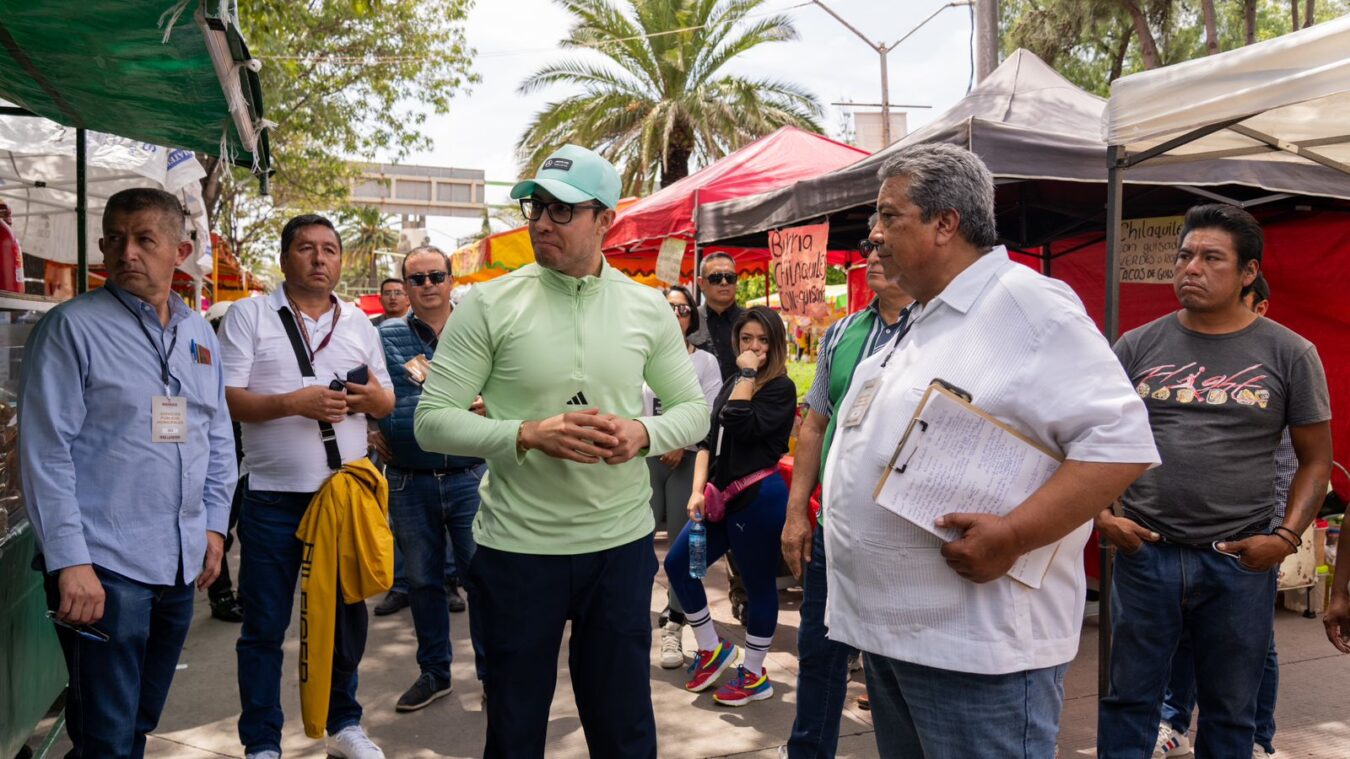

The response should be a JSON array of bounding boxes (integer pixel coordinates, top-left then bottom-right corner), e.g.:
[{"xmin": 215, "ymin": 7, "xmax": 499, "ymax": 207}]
[{"xmin": 689, "ymin": 517, "xmax": 707, "ymax": 579}]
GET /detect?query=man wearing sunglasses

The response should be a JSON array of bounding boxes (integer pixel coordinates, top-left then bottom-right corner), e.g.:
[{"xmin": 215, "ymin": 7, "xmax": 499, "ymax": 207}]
[
  {"xmin": 690, "ymin": 252, "xmax": 746, "ymax": 381},
  {"xmin": 414, "ymin": 144, "xmax": 709, "ymax": 758},
  {"xmin": 373, "ymin": 246, "xmax": 487, "ymax": 713}
]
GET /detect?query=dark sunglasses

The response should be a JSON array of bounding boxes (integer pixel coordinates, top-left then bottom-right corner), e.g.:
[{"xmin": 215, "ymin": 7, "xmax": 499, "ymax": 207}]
[
  {"xmin": 705, "ymin": 272, "xmax": 737, "ymax": 286},
  {"xmin": 670, "ymin": 304, "xmax": 692, "ymax": 317},
  {"xmin": 520, "ymin": 198, "xmax": 605, "ymax": 225},
  {"xmin": 859, "ymin": 239, "xmax": 878, "ymax": 255},
  {"xmin": 406, "ymin": 271, "xmax": 448, "ymax": 286}
]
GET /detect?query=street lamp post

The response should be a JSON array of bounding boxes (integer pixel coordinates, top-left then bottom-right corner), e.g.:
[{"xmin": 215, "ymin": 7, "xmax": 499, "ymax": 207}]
[{"xmin": 812, "ymin": 0, "xmax": 975, "ymax": 147}]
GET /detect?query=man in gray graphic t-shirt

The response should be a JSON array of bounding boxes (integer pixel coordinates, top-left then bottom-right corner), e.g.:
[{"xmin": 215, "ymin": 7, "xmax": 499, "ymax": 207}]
[{"xmin": 1096, "ymin": 204, "xmax": 1332, "ymax": 759}]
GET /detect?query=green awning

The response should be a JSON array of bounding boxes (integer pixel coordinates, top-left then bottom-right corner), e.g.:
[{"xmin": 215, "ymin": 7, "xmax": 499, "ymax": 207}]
[{"xmin": 0, "ymin": 0, "xmax": 271, "ymax": 177}]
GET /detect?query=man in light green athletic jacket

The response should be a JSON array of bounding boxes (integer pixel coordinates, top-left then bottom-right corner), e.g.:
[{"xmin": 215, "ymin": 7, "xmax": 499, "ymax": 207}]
[{"xmin": 414, "ymin": 144, "xmax": 708, "ymax": 758}]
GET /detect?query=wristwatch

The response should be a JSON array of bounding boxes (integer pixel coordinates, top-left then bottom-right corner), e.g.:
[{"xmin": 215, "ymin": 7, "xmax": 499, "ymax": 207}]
[{"xmin": 738, "ymin": 367, "xmax": 758, "ymax": 379}]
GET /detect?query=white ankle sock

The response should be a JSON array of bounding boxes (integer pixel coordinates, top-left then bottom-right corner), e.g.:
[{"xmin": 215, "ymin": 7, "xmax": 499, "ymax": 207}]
[
  {"xmin": 686, "ymin": 607, "xmax": 719, "ymax": 651},
  {"xmin": 743, "ymin": 633, "xmax": 773, "ymax": 674}
]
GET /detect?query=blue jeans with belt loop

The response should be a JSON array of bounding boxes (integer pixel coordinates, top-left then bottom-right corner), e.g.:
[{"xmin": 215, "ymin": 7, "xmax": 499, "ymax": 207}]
[
  {"xmin": 1098, "ymin": 539, "xmax": 1277, "ymax": 759},
  {"xmin": 386, "ymin": 463, "xmax": 487, "ymax": 684},
  {"xmin": 40, "ymin": 562, "xmax": 194, "ymax": 759},
  {"xmin": 236, "ymin": 486, "xmax": 367, "ymax": 754}
]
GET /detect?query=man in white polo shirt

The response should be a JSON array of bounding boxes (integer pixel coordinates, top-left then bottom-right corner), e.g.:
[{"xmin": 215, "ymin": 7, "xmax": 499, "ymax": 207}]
[
  {"xmin": 822, "ymin": 144, "xmax": 1159, "ymax": 758},
  {"xmin": 218, "ymin": 214, "xmax": 394, "ymax": 759}
]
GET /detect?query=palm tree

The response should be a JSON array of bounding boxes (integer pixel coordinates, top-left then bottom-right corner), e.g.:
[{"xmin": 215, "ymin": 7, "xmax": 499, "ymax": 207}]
[
  {"xmin": 337, "ymin": 206, "xmax": 400, "ymax": 291},
  {"xmin": 517, "ymin": 0, "xmax": 824, "ymax": 194}
]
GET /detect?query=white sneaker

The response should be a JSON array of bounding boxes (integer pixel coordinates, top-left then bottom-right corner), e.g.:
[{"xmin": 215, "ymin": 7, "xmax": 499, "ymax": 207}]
[
  {"xmin": 246, "ymin": 752, "xmax": 280, "ymax": 759},
  {"xmin": 659, "ymin": 621, "xmax": 685, "ymax": 669},
  {"xmin": 326, "ymin": 725, "xmax": 385, "ymax": 759},
  {"xmin": 1153, "ymin": 721, "xmax": 1191, "ymax": 758}
]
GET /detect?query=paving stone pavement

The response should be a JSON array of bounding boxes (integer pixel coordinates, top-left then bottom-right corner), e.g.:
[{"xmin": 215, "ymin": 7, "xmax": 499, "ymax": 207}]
[{"xmin": 40, "ymin": 537, "xmax": 1350, "ymax": 758}]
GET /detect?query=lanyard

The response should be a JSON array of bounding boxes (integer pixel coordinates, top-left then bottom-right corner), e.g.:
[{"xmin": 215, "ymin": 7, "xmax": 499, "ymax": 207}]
[
  {"xmin": 285, "ymin": 291, "xmax": 340, "ymax": 361},
  {"xmin": 109, "ymin": 290, "xmax": 179, "ymax": 394},
  {"xmin": 878, "ymin": 304, "xmax": 916, "ymax": 369}
]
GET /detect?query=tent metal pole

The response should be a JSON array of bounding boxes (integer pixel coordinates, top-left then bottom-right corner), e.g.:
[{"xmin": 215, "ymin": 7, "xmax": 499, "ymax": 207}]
[
  {"xmin": 76, "ymin": 127, "xmax": 87, "ymax": 294},
  {"xmin": 1099, "ymin": 144, "xmax": 1127, "ymax": 701},
  {"xmin": 693, "ymin": 244, "xmax": 704, "ymax": 306}
]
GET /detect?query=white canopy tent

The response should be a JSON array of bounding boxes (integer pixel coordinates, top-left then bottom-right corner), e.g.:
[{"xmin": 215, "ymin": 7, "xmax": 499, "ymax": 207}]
[
  {"xmin": 0, "ymin": 114, "xmax": 214, "ymax": 290},
  {"xmin": 1102, "ymin": 13, "xmax": 1350, "ymax": 340}
]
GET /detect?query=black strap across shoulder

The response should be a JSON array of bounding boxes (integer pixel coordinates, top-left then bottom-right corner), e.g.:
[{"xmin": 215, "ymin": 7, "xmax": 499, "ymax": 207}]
[{"xmin": 278, "ymin": 306, "xmax": 343, "ymax": 471}]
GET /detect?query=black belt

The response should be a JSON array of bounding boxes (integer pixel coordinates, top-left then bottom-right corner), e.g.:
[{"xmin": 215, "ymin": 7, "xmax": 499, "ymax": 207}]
[{"xmin": 387, "ymin": 463, "xmax": 480, "ymax": 477}]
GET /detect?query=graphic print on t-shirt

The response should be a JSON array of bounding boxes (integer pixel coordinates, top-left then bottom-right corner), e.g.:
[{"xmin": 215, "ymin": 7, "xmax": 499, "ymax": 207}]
[{"xmin": 1131, "ymin": 361, "xmax": 1271, "ymax": 409}]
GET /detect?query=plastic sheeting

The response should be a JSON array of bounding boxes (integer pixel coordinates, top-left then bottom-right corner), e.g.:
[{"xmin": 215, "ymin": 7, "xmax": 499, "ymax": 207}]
[
  {"xmin": 1104, "ymin": 14, "xmax": 1350, "ymax": 168},
  {"xmin": 0, "ymin": 115, "xmax": 214, "ymax": 276}
]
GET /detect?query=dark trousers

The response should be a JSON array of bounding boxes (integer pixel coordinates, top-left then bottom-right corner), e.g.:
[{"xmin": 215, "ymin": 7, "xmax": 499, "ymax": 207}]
[
  {"xmin": 41, "ymin": 564, "xmax": 194, "ymax": 759},
  {"xmin": 1098, "ymin": 541, "xmax": 1277, "ymax": 759},
  {"xmin": 787, "ymin": 525, "xmax": 857, "ymax": 758},
  {"xmin": 469, "ymin": 534, "xmax": 658, "ymax": 758},
  {"xmin": 235, "ymin": 486, "xmax": 368, "ymax": 753}
]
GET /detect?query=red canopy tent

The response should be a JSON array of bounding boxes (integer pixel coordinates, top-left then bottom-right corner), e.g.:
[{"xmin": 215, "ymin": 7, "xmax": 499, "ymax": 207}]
[{"xmin": 603, "ymin": 126, "xmax": 868, "ymax": 277}]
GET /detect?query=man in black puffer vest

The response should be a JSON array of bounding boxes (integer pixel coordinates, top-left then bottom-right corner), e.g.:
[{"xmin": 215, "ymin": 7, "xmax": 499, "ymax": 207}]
[{"xmin": 376, "ymin": 245, "xmax": 487, "ymax": 713}]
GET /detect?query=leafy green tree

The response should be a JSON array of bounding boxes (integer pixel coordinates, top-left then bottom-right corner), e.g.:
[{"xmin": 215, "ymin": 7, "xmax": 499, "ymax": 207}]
[
  {"xmin": 517, "ymin": 0, "xmax": 824, "ymax": 195},
  {"xmin": 200, "ymin": 0, "xmax": 477, "ymax": 271}
]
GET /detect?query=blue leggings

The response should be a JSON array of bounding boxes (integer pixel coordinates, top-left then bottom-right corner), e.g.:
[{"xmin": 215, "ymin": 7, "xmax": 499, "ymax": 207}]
[{"xmin": 665, "ymin": 473, "xmax": 787, "ymax": 640}]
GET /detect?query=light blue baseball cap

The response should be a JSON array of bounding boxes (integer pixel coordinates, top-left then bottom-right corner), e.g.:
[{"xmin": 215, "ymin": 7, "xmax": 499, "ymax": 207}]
[{"xmin": 510, "ymin": 144, "xmax": 621, "ymax": 210}]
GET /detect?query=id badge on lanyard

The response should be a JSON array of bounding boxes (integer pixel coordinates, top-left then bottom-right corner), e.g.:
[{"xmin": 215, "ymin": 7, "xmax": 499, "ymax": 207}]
[{"xmin": 153, "ymin": 395, "xmax": 188, "ymax": 443}]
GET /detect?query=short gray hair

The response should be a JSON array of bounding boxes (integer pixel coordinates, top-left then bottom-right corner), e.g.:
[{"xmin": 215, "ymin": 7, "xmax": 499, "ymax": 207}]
[{"xmin": 876, "ymin": 143, "xmax": 997, "ymax": 249}]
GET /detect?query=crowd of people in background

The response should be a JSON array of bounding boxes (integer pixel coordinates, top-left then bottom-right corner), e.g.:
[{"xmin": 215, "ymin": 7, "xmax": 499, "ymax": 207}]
[{"xmin": 16, "ymin": 140, "xmax": 1342, "ymax": 759}]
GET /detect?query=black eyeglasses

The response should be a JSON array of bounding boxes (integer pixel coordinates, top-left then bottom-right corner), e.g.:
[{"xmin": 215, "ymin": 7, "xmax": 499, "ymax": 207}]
[
  {"xmin": 671, "ymin": 304, "xmax": 692, "ymax": 317},
  {"xmin": 705, "ymin": 272, "xmax": 737, "ymax": 286},
  {"xmin": 859, "ymin": 239, "xmax": 877, "ymax": 255},
  {"xmin": 406, "ymin": 271, "xmax": 449, "ymax": 287},
  {"xmin": 520, "ymin": 198, "xmax": 605, "ymax": 225}
]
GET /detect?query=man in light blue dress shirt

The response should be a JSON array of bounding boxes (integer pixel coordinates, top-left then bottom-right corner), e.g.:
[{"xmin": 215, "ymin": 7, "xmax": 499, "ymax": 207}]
[{"xmin": 19, "ymin": 187, "xmax": 237, "ymax": 758}]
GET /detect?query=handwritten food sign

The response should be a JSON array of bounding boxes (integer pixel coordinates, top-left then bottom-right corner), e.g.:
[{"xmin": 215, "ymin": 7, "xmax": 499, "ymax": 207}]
[{"xmin": 769, "ymin": 222, "xmax": 828, "ymax": 316}]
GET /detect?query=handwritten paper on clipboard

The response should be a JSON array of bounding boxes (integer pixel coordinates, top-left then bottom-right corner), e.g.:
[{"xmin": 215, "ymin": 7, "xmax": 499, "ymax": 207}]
[{"xmin": 872, "ymin": 383, "xmax": 1064, "ymax": 588}]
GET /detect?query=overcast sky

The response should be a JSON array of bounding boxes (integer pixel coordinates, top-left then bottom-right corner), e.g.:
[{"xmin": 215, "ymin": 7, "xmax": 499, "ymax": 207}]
[{"xmin": 394, "ymin": 0, "xmax": 983, "ymax": 248}]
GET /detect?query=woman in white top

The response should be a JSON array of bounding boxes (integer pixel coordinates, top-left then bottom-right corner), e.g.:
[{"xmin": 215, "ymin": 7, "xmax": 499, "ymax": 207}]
[{"xmin": 644, "ymin": 284, "xmax": 722, "ymax": 669}]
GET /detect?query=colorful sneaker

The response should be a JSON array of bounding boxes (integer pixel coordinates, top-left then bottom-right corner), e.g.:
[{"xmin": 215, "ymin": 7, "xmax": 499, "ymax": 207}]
[
  {"xmin": 685, "ymin": 639, "xmax": 738, "ymax": 692},
  {"xmin": 712, "ymin": 666, "xmax": 773, "ymax": 706},
  {"xmin": 1152, "ymin": 721, "xmax": 1191, "ymax": 758}
]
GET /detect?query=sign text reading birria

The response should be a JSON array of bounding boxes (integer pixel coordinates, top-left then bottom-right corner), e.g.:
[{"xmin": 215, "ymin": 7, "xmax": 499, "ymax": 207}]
[{"xmin": 769, "ymin": 222, "xmax": 828, "ymax": 316}]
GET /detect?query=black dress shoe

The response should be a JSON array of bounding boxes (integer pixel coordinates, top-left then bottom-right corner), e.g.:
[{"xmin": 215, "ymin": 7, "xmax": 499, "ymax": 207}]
[
  {"xmin": 446, "ymin": 581, "xmax": 466, "ymax": 613},
  {"xmin": 375, "ymin": 590, "xmax": 409, "ymax": 616},
  {"xmin": 209, "ymin": 591, "xmax": 244, "ymax": 623}
]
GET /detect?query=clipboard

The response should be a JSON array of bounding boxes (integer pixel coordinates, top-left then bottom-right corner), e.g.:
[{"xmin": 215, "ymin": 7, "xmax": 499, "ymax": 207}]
[{"xmin": 872, "ymin": 380, "xmax": 1065, "ymax": 588}]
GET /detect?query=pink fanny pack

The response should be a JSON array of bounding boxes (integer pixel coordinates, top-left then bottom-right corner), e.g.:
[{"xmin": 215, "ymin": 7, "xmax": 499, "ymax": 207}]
[{"xmin": 702, "ymin": 467, "xmax": 777, "ymax": 523}]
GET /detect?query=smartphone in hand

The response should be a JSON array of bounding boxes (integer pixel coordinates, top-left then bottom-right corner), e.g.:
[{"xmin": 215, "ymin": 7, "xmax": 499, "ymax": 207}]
[{"xmin": 346, "ymin": 364, "xmax": 370, "ymax": 386}]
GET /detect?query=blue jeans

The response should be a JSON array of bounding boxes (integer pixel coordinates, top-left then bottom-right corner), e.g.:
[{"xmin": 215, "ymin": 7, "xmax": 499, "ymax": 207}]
[
  {"xmin": 470, "ymin": 535, "xmax": 658, "ymax": 758},
  {"xmin": 389, "ymin": 520, "xmax": 457, "ymax": 595},
  {"xmin": 40, "ymin": 563, "xmax": 193, "ymax": 759},
  {"xmin": 1161, "ymin": 629, "xmax": 1280, "ymax": 752},
  {"xmin": 387, "ymin": 464, "xmax": 486, "ymax": 683},
  {"xmin": 864, "ymin": 653, "xmax": 1066, "ymax": 758},
  {"xmin": 787, "ymin": 525, "xmax": 857, "ymax": 758},
  {"xmin": 236, "ymin": 487, "xmax": 367, "ymax": 753},
  {"xmin": 1098, "ymin": 541, "xmax": 1276, "ymax": 759},
  {"xmin": 665, "ymin": 473, "xmax": 788, "ymax": 640}
]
